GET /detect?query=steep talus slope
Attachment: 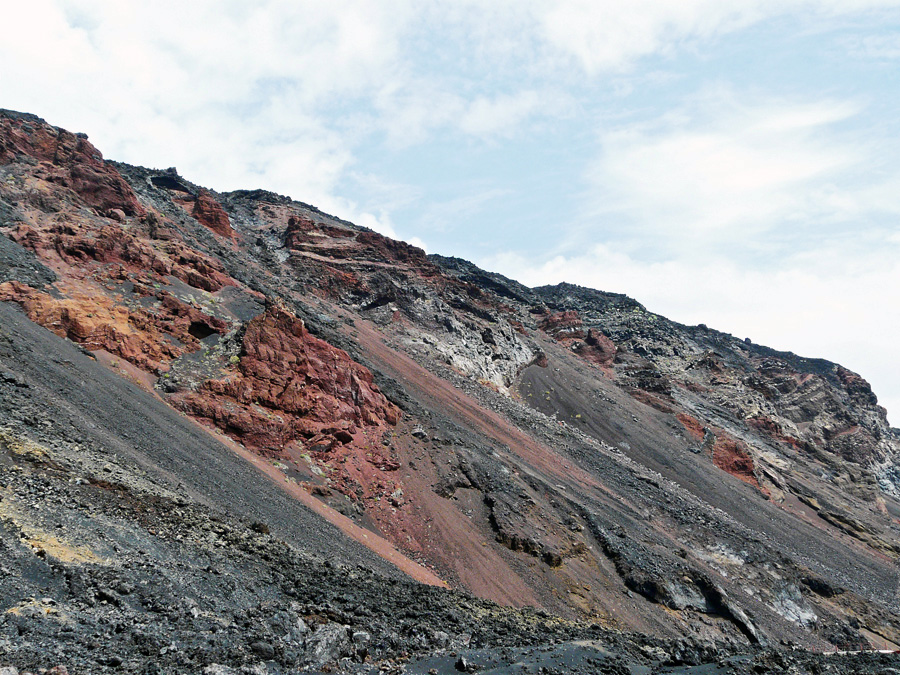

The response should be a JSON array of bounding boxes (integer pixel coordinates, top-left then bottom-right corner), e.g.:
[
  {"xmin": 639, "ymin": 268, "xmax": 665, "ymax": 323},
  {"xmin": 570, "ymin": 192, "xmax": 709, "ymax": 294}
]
[
  {"xmin": 0, "ymin": 301, "xmax": 401, "ymax": 576},
  {"xmin": 0, "ymin": 108, "xmax": 898, "ymax": 673},
  {"xmin": 530, "ymin": 283, "xmax": 900, "ymax": 551},
  {"xmin": 533, "ymin": 282, "xmax": 899, "ymax": 496},
  {"xmin": 0, "ymin": 303, "xmax": 653, "ymax": 673}
]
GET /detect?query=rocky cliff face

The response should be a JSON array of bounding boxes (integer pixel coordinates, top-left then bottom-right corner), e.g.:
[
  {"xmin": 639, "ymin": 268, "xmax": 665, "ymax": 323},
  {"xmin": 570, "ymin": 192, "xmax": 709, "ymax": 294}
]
[{"xmin": 1, "ymin": 109, "xmax": 899, "ymax": 673}]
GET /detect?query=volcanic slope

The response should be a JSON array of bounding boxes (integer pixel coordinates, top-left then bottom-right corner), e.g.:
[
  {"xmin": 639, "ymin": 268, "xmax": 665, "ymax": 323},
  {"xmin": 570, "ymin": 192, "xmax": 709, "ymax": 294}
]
[{"xmin": 0, "ymin": 108, "xmax": 899, "ymax": 672}]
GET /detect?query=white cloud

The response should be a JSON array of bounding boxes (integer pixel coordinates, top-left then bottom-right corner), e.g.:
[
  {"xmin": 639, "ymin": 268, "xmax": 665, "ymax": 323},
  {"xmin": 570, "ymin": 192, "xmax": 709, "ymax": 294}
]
[
  {"xmin": 373, "ymin": 85, "xmax": 571, "ymax": 148},
  {"xmin": 413, "ymin": 188, "xmax": 512, "ymax": 235},
  {"xmin": 1, "ymin": 0, "xmax": 412, "ymax": 193},
  {"xmin": 486, "ymin": 86, "xmax": 900, "ymax": 421},
  {"xmin": 538, "ymin": 1, "xmax": 761, "ymax": 73},
  {"xmin": 581, "ymin": 88, "xmax": 887, "ymax": 251},
  {"xmin": 534, "ymin": 0, "xmax": 900, "ymax": 74},
  {"xmin": 459, "ymin": 91, "xmax": 545, "ymax": 138},
  {"xmin": 845, "ymin": 32, "xmax": 900, "ymax": 59},
  {"xmin": 5, "ymin": 0, "xmax": 897, "ymax": 206},
  {"xmin": 374, "ymin": 84, "xmax": 467, "ymax": 148}
]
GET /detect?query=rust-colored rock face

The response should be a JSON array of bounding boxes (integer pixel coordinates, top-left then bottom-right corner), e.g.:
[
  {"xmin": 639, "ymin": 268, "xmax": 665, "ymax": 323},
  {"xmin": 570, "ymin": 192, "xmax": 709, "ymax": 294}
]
[
  {"xmin": 677, "ymin": 413, "xmax": 706, "ymax": 441},
  {"xmin": 8, "ymin": 217, "xmax": 232, "ymax": 294},
  {"xmin": 0, "ymin": 114, "xmax": 144, "ymax": 217},
  {"xmin": 837, "ymin": 366, "xmax": 878, "ymax": 407},
  {"xmin": 579, "ymin": 328, "xmax": 617, "ymax": 367},
  {"xmin": 747, "ymin": 415, "xmax": 804, "ymax": 450},
  {"xmin": 355, "ymin": 229, "xmax": 429, "ymax": 266},
  {"xmin": 283, "ymin": 215, "xmax": 329, "ymax": 249},
  {"xmin": 282, "ymin": 214, "xmax": 430, "ymax": 267},
  {"xmin": 191, "ymin": 189, "xmax": 233, "ymax": 238},
  {"xmin": 0, "ymin": 281, "xmax": 168, "ymax": 372},
  {"xmin": 174, "ymin": 305, "xmax": 398, "ymax": 453},
  {"xmin": 540, "ymin": 310, "xmax": 616, "ymax": 368},
  {"xmin": 539, "ymin": 310, "xmax": 583, "ymax": 335},
  {"xmin": 712, "ymin": 434, "xmax": 766, "ymax": 493}
]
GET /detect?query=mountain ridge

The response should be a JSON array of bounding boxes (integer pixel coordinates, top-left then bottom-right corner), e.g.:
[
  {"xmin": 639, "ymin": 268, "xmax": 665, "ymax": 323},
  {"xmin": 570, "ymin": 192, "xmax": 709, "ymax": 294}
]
[{"xmin": 1, "ymin": 107, "xmax": 899, "ymax": 673}]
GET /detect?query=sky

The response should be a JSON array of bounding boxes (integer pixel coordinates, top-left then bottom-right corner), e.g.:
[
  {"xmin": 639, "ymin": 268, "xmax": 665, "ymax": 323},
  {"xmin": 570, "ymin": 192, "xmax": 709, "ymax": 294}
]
[{"xmin": 3, "ymin": 1, "xmax": 900, "ymax": 423}]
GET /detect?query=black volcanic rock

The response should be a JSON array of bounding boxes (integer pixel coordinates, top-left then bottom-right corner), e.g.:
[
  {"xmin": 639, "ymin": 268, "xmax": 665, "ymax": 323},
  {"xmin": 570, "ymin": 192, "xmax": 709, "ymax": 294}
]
[{"xmin": 0, "ymin": 233, "xmax": 56, "ymax": 288}]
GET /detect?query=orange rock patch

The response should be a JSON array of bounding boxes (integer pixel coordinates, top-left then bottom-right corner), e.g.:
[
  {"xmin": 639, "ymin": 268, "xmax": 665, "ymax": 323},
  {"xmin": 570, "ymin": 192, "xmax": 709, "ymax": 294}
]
[
  {"xmin": 191, "ymin": 190, "xmax": 233, "ymax": 238},
  {"xmin": 174, "ymin": 190, "xmax": 234, "ymax": 239},
  {"xmin": 8, "ymin": 217, "xmax": 233, "ymax": 293},
  {"xmin": 539, "ymin": 310, "xmax": 583, "ymax": 335},
  {"xmin": 629, "ymin": 389, "xmax": 675, "ymax": 413},
  {"xmin": 0, "ymin": 281, "xmax": 226, "ymax": 373}
]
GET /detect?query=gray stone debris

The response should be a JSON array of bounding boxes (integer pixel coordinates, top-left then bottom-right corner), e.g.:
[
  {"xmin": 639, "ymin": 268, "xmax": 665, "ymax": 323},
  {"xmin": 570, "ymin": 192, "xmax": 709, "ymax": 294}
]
[{"xmin": 303, "ymin": 623, "xmax": 351, "ymax": 669}]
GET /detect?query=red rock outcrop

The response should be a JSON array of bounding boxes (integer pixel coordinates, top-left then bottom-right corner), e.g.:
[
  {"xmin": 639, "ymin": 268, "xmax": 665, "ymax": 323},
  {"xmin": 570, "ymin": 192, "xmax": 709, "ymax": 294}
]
[
  {"xmin": 173, "ymin": 305, "xmax": 399, "ymax": 453},
  {"xmin": 747, "ymin": 415, "xmax": 803, "ymax": 450},
  {"xmin": 0, "ymin": 282, "xmax": 167, "ymax": 372},
  {"xmin": 282, "ymin": 215, "xmax": 430, "ymax": 267},
  {"xmin": 540, "ymin": 311, "xmax": 617, "ymax": 368},
  {"xmin": 712, "ymin": 432, "xmax": 764, "ymax": 492},
  {"xmin": 836, "ymin": 366, "xmax": 878, "ymax": 407},
  {"xmin": 192, "ymin": 190, "xmax": 233, "ymax": 238},
  {"xmin": 0, "ymin": 113, "xmax": 144, "ymax": 217},
  {"xmin": 151, "ymin": 292, "xmax": 228, "ymax": 339},
  {"xmin": 355, "ymin": 229, "xmax": 429, "ymax": 266},
  {"xmin": 540, "ymin": 310, "xmax": 583, "ymax": 336},
  {"xmin": 677, "ymin": 413, "xmax": 706, "ymax": 441},
  {"xmin": 283, "ymin": 215, "xmax": 325, "ymax": 249},
  {"xmin": 577, "ymin": 328, "xmax": 617, "ymax": 367},
  {"xmin": 169, "ymin": 245, "xmax": 233, "ymax": 292},
  {"xmin": 11, "ymin": 221, "xmax": 166, "ymax": 275},
  {"xmin": 8, "ymin": 218, "xmax": 232, "ymax": 293}
]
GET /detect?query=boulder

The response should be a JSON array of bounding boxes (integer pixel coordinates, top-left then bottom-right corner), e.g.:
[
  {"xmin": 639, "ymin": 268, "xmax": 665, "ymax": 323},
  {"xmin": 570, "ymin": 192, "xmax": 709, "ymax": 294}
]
[{"xmin": 303, "ymin": 623, "xmax": 351, "ymax": 669}]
